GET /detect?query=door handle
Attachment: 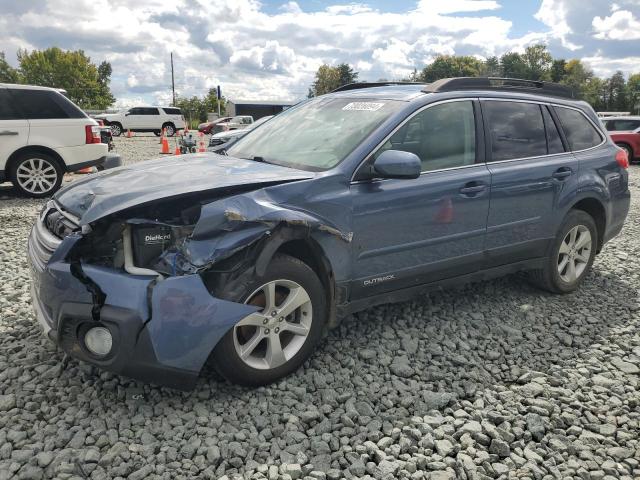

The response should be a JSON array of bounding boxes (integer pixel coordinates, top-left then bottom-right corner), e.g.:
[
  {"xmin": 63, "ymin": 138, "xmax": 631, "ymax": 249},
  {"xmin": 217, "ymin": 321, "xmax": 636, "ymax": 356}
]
[
  {"xmin": 459, "ymin": 183, "xmax": 487, "ymax": 195},
  {"xmin": 0, "ymin": 130, "xmax": 18, "ymax": 136},
  {"xmin": 552, "ymin": 167, "xmax": 573, "ymax": 180}
]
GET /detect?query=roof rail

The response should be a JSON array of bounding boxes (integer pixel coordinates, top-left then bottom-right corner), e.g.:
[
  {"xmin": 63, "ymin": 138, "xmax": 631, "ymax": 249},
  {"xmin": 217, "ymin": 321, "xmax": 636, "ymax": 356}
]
[
  {"xmin": 422, "ymin": 77, "xmax": 576, "ymax": 99},
  {"xmin": 331, "ymin": 82, "xmax": 423, "ymax": 93}
]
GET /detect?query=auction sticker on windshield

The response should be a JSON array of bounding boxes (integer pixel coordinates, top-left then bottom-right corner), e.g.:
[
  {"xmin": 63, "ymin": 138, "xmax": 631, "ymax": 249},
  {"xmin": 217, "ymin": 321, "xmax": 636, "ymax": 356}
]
[{"xmin": 342, "ymin": 102, "xmax": 385, "ymax": 111}]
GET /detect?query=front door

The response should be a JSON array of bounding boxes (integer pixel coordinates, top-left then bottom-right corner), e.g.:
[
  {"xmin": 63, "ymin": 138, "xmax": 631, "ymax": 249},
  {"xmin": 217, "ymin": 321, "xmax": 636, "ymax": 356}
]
[{"xmin": 349, "ymin": 99, "xmax": 490, "ymax": 299}]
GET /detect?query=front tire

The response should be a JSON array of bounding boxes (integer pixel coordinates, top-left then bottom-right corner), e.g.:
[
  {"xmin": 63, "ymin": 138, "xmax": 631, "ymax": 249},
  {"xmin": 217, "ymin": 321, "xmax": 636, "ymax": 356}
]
[
  {"xmin": 10, "ymin": 153, "xmax": 63, "ymax": 198},
  {"xmin": 529, "ymin": 210, "xmax": 597, "ymax": 293},
  {"xmin": 211, "ymin": 254, "xmax": 327, "ymax": 386}
]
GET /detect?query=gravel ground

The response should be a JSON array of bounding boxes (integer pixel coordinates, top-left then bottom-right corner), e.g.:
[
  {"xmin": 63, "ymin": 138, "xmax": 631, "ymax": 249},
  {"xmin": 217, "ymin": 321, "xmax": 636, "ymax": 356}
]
[{"xmin": 0, "ymin": 136, "xmax": 639, "ymax": 480}]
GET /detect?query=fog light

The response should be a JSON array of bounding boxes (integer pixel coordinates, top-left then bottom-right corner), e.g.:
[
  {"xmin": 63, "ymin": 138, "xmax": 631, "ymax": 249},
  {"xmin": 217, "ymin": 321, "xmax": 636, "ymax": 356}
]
[{"xmin": 84, "ymin": 327, "xmax": 112, "ymax": 356}]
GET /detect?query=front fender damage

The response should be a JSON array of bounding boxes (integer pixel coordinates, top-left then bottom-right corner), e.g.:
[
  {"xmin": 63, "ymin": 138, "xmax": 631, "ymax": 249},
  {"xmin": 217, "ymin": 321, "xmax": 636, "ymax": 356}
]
[
  {"xmin": 155, "ymin": 191, "xmax": 352, "ymax": 276},
  {"xmin": 61, "ymin": 191, "xmax": 350, "ymax": 389}
]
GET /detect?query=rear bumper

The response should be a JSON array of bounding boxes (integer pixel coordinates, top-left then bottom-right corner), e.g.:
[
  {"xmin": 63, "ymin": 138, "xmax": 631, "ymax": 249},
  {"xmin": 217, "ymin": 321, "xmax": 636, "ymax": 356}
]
[
  {"xmin": 66, "ymin": 156, "xmax": 107, "ymax": 172},
  {"xmin": 56, "ymin": 143, "xmax": 108, "ymax": 169}
]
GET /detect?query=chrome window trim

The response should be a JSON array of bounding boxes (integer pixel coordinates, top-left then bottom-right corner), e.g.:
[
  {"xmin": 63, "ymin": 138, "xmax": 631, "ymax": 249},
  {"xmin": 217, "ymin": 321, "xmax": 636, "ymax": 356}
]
[
  {"xmin": 350, "ymin": 97, "xmax": 478, "ymax": 183},
  {"xmin": 350, "ymin": 96, "xmax": 608, "ymax": 184}
]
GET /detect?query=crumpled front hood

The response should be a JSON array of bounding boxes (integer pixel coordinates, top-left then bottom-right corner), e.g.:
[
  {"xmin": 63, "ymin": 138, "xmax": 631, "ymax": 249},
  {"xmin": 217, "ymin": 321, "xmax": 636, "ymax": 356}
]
[{"xmin": 54, "ymin": 153, "xmax": 314, "ymax": 225}]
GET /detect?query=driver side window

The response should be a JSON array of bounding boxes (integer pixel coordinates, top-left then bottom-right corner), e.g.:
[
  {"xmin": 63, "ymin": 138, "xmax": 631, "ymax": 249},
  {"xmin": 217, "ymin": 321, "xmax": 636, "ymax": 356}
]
[{"xmin": 376, "ymin": 100, "xmax": 476, "ymax": 172}]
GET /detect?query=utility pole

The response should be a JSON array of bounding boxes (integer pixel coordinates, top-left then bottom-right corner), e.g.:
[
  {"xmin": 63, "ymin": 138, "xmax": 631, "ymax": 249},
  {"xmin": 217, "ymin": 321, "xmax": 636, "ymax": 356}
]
[{"xmin": 171, "ymin": 52, "xmax": 176, "ymax": 106}]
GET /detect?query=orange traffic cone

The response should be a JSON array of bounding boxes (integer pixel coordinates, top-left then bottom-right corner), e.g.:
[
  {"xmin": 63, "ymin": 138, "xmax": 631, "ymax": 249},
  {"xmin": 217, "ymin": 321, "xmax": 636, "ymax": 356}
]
[
  {"xmin": 160, "ymin": 136, "xmax": 171, "ymax": 154},
  {"xmin": 77, "ymin": 167, "xmax": 93, "ymax": 174},
  {"xmin": 126, "ymin": 129, "xmax": 133, "ymax": 138},
  {"xmin": 198, "ymin": 132, "xmax": 206, "ymax": 153},
  {"xmin": 159, "ymin": 128, "xmax": 165, "ymax": 144},
  {"xmin": 174, "ymin": 138, "xmax": 181, "ymax": 155}
]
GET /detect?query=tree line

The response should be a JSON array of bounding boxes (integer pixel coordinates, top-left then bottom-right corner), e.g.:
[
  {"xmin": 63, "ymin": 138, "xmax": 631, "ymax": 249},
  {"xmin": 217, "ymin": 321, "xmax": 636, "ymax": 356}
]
[
  {"xmin": 0, "ymin": 48, "xmax": 115, "ymax": 110},
  {"xmin": 309, "ymin": 45, "xmax": 640, "ymax": 114}
]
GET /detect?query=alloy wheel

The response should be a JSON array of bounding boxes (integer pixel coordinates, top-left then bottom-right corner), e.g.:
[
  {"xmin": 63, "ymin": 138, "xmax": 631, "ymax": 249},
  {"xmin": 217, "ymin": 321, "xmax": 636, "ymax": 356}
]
[
  {"xmin": 110, "ymin": 124, "xmax": 121, "ymax": 136},
  {"xmin": 557, "ymin": 225, "xmax": 592, "ymax": 283},
  {"xmin": 234, "ymin": 279, "xmax": 313, "ymax": 370},
  {"xmin": 15, "ymin": 158, "xmax": 59, "ymax": 195}
]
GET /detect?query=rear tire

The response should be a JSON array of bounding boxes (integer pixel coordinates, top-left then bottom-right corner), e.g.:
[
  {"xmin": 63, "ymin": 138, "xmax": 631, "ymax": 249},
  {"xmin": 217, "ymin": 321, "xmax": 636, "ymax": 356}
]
[
  {"xmin": 110, "ymin": 123, "xmax": 123, "ymax": 137},
  {"xmin": 529, "ymin": 210, "xmax": 597, "ymax": 293},
  {"xmin": 162, "ymin": 123, "xmax": 176, "ymax": 137},
  {"xmin": 10, "ymin": 153, "xmax": 64, "ymax": 198},
  {"xmin": 616, "ymin": 143, "xmax": 634, "ymax": 163},
  {"xmin": 211, "ymin": 254, "xmax": 326, "ymax": 386}
]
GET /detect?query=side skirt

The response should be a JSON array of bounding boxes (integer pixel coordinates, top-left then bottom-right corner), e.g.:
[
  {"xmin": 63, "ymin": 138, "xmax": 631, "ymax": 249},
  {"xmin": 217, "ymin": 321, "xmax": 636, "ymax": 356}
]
[{"xmin": 337, "ymin": 257, "xmax": 546, "ymax": 318}]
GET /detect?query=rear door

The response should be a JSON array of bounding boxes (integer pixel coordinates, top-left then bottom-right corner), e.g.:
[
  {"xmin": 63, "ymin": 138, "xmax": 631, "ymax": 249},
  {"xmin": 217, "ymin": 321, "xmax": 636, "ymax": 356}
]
[
  {"xmin": 481, "ymin": 99, "xmax": 578, "ymax": 266},
  {"xmin": 350, "ymin": 99, "xmax": 491, "ymax": 298},
  {"xmin": 138, "ymin": 107, "xmax": 160, "ymax": 129},
  {"xmin": 162, "ymin": 107, "xmax": 184, "ymax": 129},
  {"xmin": 8, "ymin": 88, "xmax": 88, "ymax": 149},
  {"xmin": 0, "ymin": 88, "xmax": 29, "ymax": 173}
]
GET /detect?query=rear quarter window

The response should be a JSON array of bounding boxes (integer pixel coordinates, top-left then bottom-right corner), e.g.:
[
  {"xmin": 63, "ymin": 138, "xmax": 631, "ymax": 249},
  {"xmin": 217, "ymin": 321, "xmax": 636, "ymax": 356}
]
[
  {"xmin": 163, "ymin": 108, "xmax": 181, "ymax": 115},
  {"xmin": 555, "ymin": 107, "xmax": 603, "ymax": 151},
  {"xmin": 8, "ymin": 89, "xmax": 86, "ymax": 119}
]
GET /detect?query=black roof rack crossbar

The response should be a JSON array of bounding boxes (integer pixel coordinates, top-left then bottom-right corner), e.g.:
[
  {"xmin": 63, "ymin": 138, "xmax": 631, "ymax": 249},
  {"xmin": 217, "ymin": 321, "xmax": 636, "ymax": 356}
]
[
  {"xmin": 331, "ymin": 82, "xmax": 423, "ymax": 93},
  {"xmin": 422, "ymin": 77, "xmax": 576, "ymax": 99}
]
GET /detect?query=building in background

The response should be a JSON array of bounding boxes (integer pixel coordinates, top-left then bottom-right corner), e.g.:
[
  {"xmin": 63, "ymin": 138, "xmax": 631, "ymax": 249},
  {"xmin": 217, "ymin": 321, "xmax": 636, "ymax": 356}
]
[{"xmin": 226, "ymin": 100, "xmax": 297, "ymax": 119}]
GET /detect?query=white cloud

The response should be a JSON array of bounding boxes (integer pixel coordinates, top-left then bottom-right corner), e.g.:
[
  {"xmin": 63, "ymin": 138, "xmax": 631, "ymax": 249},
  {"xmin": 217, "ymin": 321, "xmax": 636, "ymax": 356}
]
[
  {"xmin": 0, "ymin": 0, "xmax": 638, "ymax": 105},
  {"xmin": 593, "ymin": 10, "xmax": 640, "ymax": 40}
]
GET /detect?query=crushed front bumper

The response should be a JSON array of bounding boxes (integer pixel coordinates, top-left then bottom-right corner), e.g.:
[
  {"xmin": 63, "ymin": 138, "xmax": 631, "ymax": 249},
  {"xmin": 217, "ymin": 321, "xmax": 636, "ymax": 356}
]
[{"xmin": 27, "ymin": 211, "xmax": 258, "ymax": 390}]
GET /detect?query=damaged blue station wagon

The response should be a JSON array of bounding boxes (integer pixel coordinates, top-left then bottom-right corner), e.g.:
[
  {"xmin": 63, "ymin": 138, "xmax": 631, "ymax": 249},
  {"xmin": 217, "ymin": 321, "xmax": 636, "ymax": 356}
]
[{"xmin": 28, "ymin": 78, "xmax": 630, "ymax": 389}]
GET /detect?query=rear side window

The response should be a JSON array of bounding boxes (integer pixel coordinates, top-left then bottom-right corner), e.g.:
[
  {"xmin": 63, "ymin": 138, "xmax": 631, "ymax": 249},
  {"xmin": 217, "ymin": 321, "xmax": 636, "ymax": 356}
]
[
  {"xmin": 555, "ymin": 107, "xmax": 603, "ymax": 151},
  {"xmin": 8, "ymin": 89, "xmax": 86, "ymax": 119},
  {"xmin": 0, "ymin": 89, "xmax": 22, "ymax": 120},
  {"xmin": 606, "ymin": 119, "xmax": 640, "ymax": 131},
  {"xmin": 484, "ymin": 101, "xmax": 547, "ymax": 161},
  {"xmin": 376, "ymin": 100, "xmax": 476, "ymax": 172},
  {"xmin": 163, "ymin": 107, "xmax": 181, "ymax": 115},
  {"xmin": 542, "ymin": 106, "xmax": 565, "ymax": 155}
]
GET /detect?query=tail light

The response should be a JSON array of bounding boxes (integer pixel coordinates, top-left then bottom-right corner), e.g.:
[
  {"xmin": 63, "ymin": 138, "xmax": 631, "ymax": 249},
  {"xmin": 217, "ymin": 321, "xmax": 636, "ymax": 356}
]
[
  {"xmin": 615, "ymin": 148, "xmax": 629, "ymax": 169},
  {"xmin": 85, "ymin": 125, "xmax": 101, "ymax": 144}
]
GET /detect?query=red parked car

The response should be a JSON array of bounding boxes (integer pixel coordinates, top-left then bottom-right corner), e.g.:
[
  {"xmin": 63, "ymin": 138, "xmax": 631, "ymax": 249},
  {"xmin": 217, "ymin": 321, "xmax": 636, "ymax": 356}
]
[
  {"xmin": 198, "ymin": 117, "xmax": 231, "ymax": 134},
  {"xmin": 603, "ymin": 116, "xmax": 640, "ymax": 162}
]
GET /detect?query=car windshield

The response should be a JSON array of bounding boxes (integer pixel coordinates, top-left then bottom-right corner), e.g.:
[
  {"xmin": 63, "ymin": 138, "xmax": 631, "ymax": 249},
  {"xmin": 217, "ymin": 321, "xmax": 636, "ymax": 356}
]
[{"xmin": 227, "ymin": 97, "xmax": 403, "ymax": 170}]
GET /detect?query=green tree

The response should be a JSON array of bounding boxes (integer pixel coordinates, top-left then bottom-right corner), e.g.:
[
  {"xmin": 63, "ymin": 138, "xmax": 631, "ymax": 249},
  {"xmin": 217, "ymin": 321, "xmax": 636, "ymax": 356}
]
[
  {"xmin": 522, "ymin": 44, "xmax": 552, "ymax": 80},
  {"xmin": 627, "ymin": 73, "xmax": 640, "ymax": 114},
  {"xmin": 308, "ymin": 63, "xmax": 358, "ymax": 97},
  {"xmin": 560, "ymin": 59, "xmax": 593, "ymax": 100},
  {"xmin": 0, "ymin": 52, "xmax": 20, "ymax": 83},
  {"xmin": 500, "ymin": 52, "xmax": 529, "ymax": 79},
  {"xmin": 550, "ymin": 59, "xmax": 566, "ymax": 83},
  {"xmin": 607, "ymin": 71, "xmax": 627, "ymax": 111},
  {"xmin": 203, "ymin": 87, "xmax": 226, "ymax": 116},
  {"xmin": 419, "ymin": 55, "xmax": 482, "ymax": 82},
  {"xmin": 480, "ymin": 56, "xmax": 501, "ymax": 77},
  {"xmin": 17, "ymin": 47, "xmax": 114, "ymax": 109}
]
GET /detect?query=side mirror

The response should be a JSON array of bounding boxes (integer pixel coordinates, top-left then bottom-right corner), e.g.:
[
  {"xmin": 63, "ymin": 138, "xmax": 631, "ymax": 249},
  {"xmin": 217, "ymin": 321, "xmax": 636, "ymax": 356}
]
[{"xmin": 372, "ymin": 150, "xmax": 421, "ymax": 179}]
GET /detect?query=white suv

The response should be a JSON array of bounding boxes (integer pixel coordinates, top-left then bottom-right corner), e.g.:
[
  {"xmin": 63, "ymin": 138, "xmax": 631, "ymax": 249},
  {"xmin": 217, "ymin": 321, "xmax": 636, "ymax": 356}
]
[
  {"xmin": 0, "ymin": 84, "xmax": 108, "ymax": 198},
  {"xmin": 95, "ymin": 106, "xmax": 185, "ymax": 137}
]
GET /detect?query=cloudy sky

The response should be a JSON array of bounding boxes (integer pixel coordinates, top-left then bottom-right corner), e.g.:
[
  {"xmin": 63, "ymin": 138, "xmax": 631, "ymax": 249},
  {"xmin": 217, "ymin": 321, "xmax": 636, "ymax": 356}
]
[{"xmin": 1, "ymin": 0, "xmax": 638, "ymax": 106}]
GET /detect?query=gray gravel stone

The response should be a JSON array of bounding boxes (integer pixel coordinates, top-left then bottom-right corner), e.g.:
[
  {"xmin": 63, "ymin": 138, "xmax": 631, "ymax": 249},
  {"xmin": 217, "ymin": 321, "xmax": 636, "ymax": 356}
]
[{"xmin": 1, "ymin": 138, "xmax": 639, "ymax": 480}]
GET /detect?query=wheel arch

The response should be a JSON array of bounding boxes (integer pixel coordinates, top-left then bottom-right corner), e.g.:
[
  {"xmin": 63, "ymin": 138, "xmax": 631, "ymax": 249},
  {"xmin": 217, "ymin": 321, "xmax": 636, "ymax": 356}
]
[
  {"xmin": 7, "ymin": 145, "xmax": 66, "ymax": 177},
  {"xmin": 570, "ymin": 197, "xmax": 606, "ymax": 252},
  {"xmin": 273, "ymin": 237, "xmax": 337, "ymax": 328}
]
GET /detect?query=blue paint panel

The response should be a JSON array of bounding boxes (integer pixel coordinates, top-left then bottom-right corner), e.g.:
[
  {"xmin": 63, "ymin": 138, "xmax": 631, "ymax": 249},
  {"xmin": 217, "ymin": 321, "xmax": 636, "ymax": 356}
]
[{"xmin": 147, "ymin": 275, "xmax": 259, "ymax": 371}]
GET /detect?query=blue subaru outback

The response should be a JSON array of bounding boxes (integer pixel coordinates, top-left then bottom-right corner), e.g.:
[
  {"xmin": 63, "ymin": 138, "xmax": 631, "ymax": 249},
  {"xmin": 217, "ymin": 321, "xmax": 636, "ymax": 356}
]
[{"xmin": 28, "ymin": 78, "xmax": 630, "ymax": 389}]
